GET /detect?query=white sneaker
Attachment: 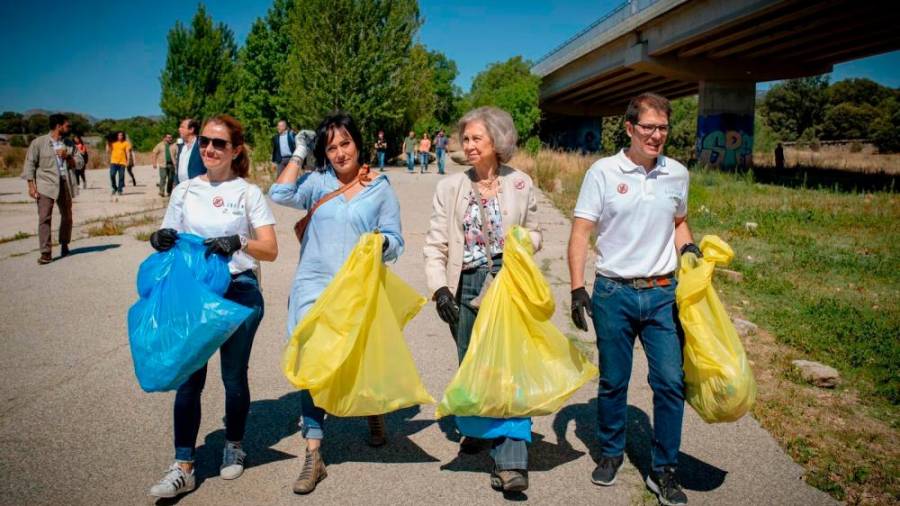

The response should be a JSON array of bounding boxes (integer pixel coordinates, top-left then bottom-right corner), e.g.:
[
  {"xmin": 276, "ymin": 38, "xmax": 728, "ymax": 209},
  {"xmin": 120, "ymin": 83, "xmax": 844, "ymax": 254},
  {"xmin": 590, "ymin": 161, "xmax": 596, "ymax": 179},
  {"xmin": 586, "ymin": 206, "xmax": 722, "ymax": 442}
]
[
  {"xmin": 149, "ymin": 462, "xmax": 195, "ymax": 498},
  {"xmin": 220, "ymin": 442, "xmax": 247, "ymax": 480}
]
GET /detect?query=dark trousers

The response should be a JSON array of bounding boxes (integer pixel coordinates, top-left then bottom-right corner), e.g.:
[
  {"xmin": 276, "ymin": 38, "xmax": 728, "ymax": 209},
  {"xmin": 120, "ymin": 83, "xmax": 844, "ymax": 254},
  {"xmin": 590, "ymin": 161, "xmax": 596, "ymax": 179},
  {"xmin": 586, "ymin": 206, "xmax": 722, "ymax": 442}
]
[
  {"xmin": 74, "ymin": 169, "xmax": 87, "ymax": 188},
  {"xmin": 158, "ymin": 164, "xmax": 175, "ymax": 195},
  {"xmin": 451, "ymin": 257, "xmax": 528, "ymax": 470},
  {"xmin": 109, "ymin": 164, "xmax": 125, "ymax": 192},
  {"xmin": 126, "ymin": 165, "xmax": 136, "ymax": 186},
  {"xmin": 275, "ymin": 158, "xmax": 290, "ymax": 178},
  {"xmin": 173, "ymin": 271, "xmax": 265, "ymax": 461},
  {"xmin": 36, "ymin": 182, "xmax": 72, "ymax": 255},
  {"xmin": 591, "ymin": 275, "xmax": 684, "ymax": 471}
]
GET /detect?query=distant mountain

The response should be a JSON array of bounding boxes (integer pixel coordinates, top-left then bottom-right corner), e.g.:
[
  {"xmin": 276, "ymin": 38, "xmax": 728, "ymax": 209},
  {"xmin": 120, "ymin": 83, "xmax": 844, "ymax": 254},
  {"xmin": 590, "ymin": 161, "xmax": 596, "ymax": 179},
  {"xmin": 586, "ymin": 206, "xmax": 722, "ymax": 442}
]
[{"xmin": 22, "ymin": 108, "xmax": 100, "ymax": 123}]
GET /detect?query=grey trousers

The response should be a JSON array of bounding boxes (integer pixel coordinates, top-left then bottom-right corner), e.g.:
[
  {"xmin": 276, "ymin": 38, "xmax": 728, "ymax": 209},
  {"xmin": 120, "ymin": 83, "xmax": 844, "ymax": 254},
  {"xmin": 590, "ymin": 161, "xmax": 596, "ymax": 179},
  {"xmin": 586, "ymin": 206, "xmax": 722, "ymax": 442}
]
[{"xmin": 451, "ymin": 257, "xmax": 528, "ymax": 470}]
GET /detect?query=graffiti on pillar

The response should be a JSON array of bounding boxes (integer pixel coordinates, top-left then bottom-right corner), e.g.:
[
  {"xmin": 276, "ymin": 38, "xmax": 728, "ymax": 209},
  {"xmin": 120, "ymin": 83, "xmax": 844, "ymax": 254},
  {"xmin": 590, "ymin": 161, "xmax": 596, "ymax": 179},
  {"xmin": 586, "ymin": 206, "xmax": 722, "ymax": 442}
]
[{"xmin": 697, "ymin": 113, "xmax": 753, "ymax": 169}]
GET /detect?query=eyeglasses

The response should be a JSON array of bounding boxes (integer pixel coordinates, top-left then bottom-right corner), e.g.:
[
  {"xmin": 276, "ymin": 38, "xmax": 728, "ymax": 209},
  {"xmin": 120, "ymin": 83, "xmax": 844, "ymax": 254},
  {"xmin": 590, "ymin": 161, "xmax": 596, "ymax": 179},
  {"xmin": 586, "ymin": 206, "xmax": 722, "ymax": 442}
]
[
  {"xmin": 198, "ymin": 135, "xmax": 231, "ymax": 151},
  {"xmin": 634, "ymin": 123, "xmax": 670, "ymax": 135}
]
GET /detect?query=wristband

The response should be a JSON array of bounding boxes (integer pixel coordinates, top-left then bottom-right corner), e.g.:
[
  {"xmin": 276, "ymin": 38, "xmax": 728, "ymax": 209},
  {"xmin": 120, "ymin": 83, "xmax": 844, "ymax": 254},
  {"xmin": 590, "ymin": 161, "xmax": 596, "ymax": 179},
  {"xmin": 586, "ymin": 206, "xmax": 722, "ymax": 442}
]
[{"xmin": 239, "ymin": 235, "xmax": 249, "ymax": 251}]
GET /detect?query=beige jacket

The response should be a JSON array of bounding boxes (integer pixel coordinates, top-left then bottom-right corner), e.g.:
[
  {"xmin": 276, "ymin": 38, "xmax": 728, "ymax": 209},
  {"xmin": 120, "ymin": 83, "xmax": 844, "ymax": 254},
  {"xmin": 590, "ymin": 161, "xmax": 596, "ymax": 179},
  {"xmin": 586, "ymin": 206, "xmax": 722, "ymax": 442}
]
[
  {"xmin": 424, "ymin": 165, "xmax": 542, "ymax": 297},
  {"xmin": 152, "ymin": 141, "xmax": 177, "ymax": 167},
  {"xmin": 22, "ymin": 133, "xmax": 75, "ymax": 200}
]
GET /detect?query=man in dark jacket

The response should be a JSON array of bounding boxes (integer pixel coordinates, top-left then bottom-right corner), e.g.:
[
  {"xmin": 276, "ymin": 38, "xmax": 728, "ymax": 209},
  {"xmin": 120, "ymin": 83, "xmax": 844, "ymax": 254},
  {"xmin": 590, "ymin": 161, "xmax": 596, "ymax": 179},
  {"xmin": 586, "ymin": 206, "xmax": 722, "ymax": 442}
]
[{"xmin": 271, "ymin": 119, "xmax": 296, "ymax": 177}]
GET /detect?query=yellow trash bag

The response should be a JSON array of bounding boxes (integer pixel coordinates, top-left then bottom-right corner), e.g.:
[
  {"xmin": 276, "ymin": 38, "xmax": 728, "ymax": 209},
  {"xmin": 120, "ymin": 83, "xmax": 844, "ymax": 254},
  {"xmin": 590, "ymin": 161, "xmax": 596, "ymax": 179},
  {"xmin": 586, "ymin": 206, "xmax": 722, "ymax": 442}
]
[
  {"xmin": 282, "ymin": 232, "xmax": 435, "ymax": 417},
  {"xmin": 677, "ymin": 235, "xmax": 757, "ymax": 423},
  {"xmin": 436, "ymin": 226, "xmax": 599, "ymax": 418}
]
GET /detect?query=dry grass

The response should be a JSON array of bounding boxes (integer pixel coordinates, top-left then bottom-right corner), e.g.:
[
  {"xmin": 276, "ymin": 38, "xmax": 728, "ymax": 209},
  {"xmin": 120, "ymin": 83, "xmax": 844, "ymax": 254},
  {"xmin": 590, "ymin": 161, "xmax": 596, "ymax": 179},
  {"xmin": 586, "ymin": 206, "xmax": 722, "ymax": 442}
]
[
  {"xmin": 0, "ymin": 145, "xmax": 26, "ymax": 177},
  {"xmin": 755, "ymin": 146, "xmax": 900, "ymax": 175},
  {"xmin": 85, "ymin": 213, "xmax": 160, "ymax": 237}
]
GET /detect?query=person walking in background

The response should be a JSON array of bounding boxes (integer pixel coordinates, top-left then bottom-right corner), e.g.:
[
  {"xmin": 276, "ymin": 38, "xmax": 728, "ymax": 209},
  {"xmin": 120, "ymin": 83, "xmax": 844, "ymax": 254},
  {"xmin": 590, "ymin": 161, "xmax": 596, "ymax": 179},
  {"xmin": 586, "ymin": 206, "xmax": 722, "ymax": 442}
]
[
  {"xmin": 271, "ymin": 119, "xmax": 296, "ymax": 178},
  {"xmin": 404, "ymin": 130, "xmax": 417, "ymax": 173},
  {"xmin": 175, "ymin": 117, "xmax": 204, "ymax": 184},
  {"xmin": 147, "ymin": 115, "xmax": 278, "ymax": 499},
  {"xmin": 775, "ymin": 142, "xmax": 785, "ymax": 170},
  {"xmin": 374, "ymin": 130, "xmax": 387, "ymax": 171},
  {"xmin": 107, "ymin": 131, "xmax": 132, "ymax": 195},
  {"xmin": 73, "ymin": 135, "xmax": 88, "ymax": 189},
  {"xmin": 125, "ymin": 133, "xmax": 137, "ymax": 187},
  {"xmin": 568, "ymin": 93, "xmax": 695, "ymax": 506},
  {"xmin": 269, "ymin": 112, "xmax": 405, "ymax": 495},
  {"xmin": 434, "ymin": 129, "xmax": 448, "ymax": 175},
  {"xmin": 22, "ymin": 113, "xmax": 76, "ymax": 264},
  {"xmin": 418, "ymin": 132, "xmax": 432, "ymax": 173},
  {"xmin": 152, "ymin": 133, "xmax": 177, "ymax": 196},
  {"xmin": 423, "ymin": 106, "xmax": 542, "ymax": 493}
]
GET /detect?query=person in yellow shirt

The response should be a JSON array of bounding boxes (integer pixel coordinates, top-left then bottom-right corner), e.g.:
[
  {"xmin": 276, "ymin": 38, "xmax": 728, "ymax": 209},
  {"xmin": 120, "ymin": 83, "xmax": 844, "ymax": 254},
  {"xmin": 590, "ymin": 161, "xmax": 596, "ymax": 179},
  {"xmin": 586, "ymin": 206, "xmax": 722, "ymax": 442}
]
[{"xmin": 107, "ymin": 131, "xmax": 133, "ymax": 195}]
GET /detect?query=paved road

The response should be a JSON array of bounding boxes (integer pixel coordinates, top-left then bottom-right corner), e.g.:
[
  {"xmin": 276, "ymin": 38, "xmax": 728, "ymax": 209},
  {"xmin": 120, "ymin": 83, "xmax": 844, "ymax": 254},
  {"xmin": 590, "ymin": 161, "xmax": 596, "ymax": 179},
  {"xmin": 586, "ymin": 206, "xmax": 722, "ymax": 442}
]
[{"xmin": 0, "ymin": 161, "xmax": 836, "ymax": 505}]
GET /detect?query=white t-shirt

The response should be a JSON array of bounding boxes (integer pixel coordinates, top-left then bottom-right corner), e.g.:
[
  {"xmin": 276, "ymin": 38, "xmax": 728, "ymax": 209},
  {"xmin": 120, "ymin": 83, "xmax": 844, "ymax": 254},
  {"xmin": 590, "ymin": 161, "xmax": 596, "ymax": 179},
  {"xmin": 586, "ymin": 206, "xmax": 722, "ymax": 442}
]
[
  {"xmin": 162, "ymin": 177, "xmax": 276, "ymax": 274},
  {"xmin": 177, "ymin": 139, "xmax": 195, "ymax": 183},
  {"xmin": 573, "ymin": 149, "xmax": 689, "ymax": 279}
]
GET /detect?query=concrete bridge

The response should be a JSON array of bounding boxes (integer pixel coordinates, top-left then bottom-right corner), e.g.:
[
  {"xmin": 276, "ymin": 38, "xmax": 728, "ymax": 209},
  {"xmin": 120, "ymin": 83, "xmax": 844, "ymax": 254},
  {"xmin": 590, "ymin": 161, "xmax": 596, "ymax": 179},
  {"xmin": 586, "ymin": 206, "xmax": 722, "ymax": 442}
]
[{"xmin": 533, "ymin": 0, "xmax": 900, "ymax": 168}]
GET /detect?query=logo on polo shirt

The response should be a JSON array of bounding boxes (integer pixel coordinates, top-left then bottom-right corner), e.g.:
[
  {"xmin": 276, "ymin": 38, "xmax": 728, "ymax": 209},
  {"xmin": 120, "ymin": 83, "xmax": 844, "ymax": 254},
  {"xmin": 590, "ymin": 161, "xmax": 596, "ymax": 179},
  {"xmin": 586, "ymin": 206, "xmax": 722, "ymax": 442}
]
[
  {"xmin": 514, "ymin": 178, "xmax": 525, "ymax": 190},
  {"xmin": 212, "ymin": 196, "xmax": 224, "ymax": 208},
  {"xmin": 617, "ymin": 183, "xmax": 629, "ymax": 194}
]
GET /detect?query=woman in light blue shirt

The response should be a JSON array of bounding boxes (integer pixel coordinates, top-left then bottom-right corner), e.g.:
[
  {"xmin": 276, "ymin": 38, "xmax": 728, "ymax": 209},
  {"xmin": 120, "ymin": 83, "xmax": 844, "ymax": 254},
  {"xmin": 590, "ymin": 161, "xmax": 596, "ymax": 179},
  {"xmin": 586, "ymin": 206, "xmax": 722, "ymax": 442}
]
[{"xmin": 268, "ymin": 111, "xmax": 404, "ymax": 495}]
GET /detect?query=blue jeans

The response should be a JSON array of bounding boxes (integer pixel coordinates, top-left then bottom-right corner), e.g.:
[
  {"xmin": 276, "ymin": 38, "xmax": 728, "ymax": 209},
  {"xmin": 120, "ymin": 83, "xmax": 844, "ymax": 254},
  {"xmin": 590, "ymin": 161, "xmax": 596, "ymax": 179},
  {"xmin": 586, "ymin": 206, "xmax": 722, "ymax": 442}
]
[
  {"xmin": 590, "ymin": 275, "xmax": 684, "ymax": 471},
  {"xmin": 419, "ymin": 152, "xmax": 429, "ymax": 172},
  {"xmin": 109, "ymin": 164, "xmax": 125, "ymax": 192},
  {"xmin": 436, "ymin": 148, "xmax": 445, "ymax": 174},
  {"xmin": 173, "ymin": 271, "xmax": 265, "ymax": 461},
  {"xmin": 377, "ymin": 151, "xmax": 386, "ymax": 170},
  {"xmin": 406, "ymin": 152, "xmax": 415, "ymax": 172},
  {"xmin": 299, "ymin": 389, "xmax": 326, "ymax": 440}
]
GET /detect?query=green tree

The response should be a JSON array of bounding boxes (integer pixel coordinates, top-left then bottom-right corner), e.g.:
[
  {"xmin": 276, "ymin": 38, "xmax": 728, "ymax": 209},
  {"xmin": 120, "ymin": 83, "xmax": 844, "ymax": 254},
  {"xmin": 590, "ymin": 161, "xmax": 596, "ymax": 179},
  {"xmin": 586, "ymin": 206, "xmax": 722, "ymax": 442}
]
[
  {"xmin": 465, "ymin": 56, "xmax": 541, "ymax": 139},
  {"xmin": 761, "ymin": 76, "xmax": 829, "ymax": 141},
  {"xmin": 281, "ymin": 0, "xmax": 422, "ymax": 153},
  {"xmin": 667, "ymin": 95, "xmax": 697, "ymax": 161},
  {"xmin": 27, "ymin": 114, "xmax": 48, "ymax": 135},
  {"xmin": 821, "ymin": 102, "xmax": 879, "ymax": 139},
  {"xmin": 871, "ymin": 97, "xmax": 900, "ymax": 153},
  {"xmin": 160, "ymin": 4, "xmax": 238, "ymax": 124},
  {"xmin": 235, "ymin": 0, "xmax": 293, "ymax": 146},
  {"xmin": 827, "ymin": 78, "xmax": 893, "ymax": 108},
  {"xmin": 0, "ymin": 112, "xmax": 26, "ymax": 134},
  {"xmin": 601, "ymin": 116, "xmax": 628, "ymax": 153},
  {"xmin": 427, "ymin": 49, "xmax": 461, "ymax": 127}
]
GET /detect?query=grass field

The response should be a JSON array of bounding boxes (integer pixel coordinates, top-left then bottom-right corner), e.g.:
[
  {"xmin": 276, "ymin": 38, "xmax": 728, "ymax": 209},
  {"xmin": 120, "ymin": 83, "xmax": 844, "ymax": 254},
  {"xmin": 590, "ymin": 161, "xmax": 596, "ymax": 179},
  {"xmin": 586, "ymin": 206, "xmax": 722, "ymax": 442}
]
[{"xmin": 511, "ymin": 149, "xmax": 899, "ymax": 504}]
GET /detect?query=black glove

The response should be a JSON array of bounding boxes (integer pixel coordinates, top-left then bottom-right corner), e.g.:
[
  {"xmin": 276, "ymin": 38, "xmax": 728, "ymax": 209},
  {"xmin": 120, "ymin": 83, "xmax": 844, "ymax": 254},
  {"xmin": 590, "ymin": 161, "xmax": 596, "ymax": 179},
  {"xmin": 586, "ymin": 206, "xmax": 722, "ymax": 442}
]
[
  {"xmin": 204, "ymin": 235, "xmax": 242, "ymax": 257},
  {"xmin": 382, "ymin": 236, "xmax": 389, "ymax": 254},
  {"xmin": 150, "ymin": 228, "xmax": 178, "ymax": 252},
  {"xmin": 434, "ymin": 286, "xmax": 459, "ymax": 326},
  {"xmin": 680, "ymin": 243, "xmax": 703, "ymax": 258},
  {"xmin": 571, "ymin": 287, "xmax": 593, "ymax": 332}
]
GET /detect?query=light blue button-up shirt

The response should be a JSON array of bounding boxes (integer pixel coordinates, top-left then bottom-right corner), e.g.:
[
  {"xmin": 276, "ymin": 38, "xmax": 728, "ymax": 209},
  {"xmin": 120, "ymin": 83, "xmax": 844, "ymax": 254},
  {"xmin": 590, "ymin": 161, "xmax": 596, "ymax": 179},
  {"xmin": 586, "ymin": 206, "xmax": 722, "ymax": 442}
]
[{"xmin": 269, "ymin": 168, "xmax": 404, "ymax": 336}]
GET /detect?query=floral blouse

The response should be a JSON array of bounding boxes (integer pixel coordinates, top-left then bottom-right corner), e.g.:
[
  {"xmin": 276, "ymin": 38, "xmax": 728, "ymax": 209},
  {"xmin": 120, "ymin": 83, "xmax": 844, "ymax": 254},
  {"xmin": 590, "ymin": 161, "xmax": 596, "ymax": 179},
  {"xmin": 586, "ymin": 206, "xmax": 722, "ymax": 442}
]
[{"xmin": 461, "ymin": 190, "xmax": 505, "ymax": 270}]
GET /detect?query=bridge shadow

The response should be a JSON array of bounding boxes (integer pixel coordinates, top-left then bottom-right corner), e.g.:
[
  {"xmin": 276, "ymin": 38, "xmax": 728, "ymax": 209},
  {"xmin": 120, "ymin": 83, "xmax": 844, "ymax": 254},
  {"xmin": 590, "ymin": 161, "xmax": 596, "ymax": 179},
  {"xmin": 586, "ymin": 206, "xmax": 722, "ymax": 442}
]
[
  {"xmin": 749, "ymin": 166, "xmax": 898, "ymax": 193},
  {"xmin": 552, "ymin": 400, "xmax": 726, "ymax": 492}
]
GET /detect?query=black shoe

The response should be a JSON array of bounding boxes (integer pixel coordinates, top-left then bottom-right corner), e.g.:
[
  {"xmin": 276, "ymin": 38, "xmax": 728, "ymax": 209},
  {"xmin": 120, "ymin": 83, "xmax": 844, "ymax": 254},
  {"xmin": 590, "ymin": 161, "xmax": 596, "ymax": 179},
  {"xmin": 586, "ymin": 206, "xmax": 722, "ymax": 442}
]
[
  {"xmin": 591, "ymin": 455, "xmax": 624, "ymax": 486},
  {"xmin": 60, "ymin": 244, "xmax": 69, "ymax": 257},
  {"xmin": 646, "ymin": 467, "xmax": 688, "ymax": 505},
  {"xmin": 490, "ymin": 466, "xmax": 528, "ymax": 492}
]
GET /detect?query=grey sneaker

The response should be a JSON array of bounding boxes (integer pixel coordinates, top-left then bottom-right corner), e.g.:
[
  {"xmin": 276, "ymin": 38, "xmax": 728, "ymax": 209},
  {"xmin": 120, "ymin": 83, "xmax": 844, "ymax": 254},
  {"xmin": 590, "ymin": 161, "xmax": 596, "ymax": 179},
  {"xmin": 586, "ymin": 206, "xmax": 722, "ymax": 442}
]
[
  {"xmin": 220, "ymin": 442, "xmax": 246, "ymax": 480},
  {"xmin": 149, "ymin": 463, "xmax": 195, "ymax": 498}
]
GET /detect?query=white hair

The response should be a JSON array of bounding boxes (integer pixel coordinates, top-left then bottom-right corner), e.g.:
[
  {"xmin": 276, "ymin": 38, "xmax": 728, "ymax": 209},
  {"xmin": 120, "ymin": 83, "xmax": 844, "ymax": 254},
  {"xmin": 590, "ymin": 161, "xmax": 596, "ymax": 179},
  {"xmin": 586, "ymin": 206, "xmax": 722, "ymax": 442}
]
[{"xmin": 457, "ymin": 106, "xmax": 518, "ymax": 163}]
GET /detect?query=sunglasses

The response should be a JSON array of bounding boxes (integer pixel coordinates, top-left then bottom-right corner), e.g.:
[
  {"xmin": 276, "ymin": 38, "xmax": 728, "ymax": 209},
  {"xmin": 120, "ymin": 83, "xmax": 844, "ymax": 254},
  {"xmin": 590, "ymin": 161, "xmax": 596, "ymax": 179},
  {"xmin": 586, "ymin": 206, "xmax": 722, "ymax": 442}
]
[{"xmin": 198, "ymin": 135, "xmax": 232, "ymax": 151}]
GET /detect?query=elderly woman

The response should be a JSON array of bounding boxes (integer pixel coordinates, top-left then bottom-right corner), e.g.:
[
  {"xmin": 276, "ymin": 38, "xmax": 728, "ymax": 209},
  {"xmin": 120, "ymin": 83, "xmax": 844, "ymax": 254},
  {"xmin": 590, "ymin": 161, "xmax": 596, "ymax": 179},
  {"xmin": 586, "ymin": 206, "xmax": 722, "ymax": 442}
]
[
  {"xmin": 423, "ymin": 106, "xmax": 541, "ymax": 492},
  {"xmin": 269, "ymin": 111, "xmax": 404, "ymax": 495}
]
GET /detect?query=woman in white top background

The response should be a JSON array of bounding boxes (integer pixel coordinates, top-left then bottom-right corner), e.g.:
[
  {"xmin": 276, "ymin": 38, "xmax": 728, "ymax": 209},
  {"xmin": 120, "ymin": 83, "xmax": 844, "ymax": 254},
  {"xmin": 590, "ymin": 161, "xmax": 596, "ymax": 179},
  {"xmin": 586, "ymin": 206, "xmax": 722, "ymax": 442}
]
[{"xmin": 146, "ymin": 114, "xmax": 278, "ymax": 499}]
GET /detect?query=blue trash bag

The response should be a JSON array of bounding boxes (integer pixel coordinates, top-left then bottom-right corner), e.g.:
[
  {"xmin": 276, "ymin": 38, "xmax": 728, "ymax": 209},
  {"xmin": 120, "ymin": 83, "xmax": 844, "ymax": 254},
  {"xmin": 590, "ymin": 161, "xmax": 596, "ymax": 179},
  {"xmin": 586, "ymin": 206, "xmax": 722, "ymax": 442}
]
[{"xmin": 128, "ymin": 233, "xmax": 252, "ymax": 392}]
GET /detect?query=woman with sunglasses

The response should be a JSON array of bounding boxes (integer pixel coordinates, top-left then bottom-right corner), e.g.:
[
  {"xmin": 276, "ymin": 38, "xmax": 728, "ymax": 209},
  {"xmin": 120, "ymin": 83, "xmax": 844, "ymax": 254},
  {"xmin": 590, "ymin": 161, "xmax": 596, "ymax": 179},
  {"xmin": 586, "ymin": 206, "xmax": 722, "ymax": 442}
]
[
  {"xmin": 269, "ymin": 111, "xmax": 404, "ymax": 495},
  {"xmin": 146, "ymin": 115, "xmax": 279, "ymax": 499}
]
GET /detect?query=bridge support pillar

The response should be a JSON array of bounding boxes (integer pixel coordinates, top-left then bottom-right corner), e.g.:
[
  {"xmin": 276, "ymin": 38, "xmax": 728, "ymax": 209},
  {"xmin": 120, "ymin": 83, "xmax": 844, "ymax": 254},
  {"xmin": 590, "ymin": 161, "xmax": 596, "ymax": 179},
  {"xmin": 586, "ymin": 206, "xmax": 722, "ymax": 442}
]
[{"xmin": 696, "ymin": 81, "xmax": 755, "ymax": 170}]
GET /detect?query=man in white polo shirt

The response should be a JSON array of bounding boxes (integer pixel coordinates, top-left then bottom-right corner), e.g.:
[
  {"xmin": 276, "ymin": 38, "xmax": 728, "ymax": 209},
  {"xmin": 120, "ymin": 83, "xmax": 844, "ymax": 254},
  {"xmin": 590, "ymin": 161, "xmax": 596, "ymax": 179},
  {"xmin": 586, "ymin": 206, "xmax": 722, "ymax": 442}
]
[{"xmin": 567, "ymin": 93, "xmax": 701, "ymax": 506}]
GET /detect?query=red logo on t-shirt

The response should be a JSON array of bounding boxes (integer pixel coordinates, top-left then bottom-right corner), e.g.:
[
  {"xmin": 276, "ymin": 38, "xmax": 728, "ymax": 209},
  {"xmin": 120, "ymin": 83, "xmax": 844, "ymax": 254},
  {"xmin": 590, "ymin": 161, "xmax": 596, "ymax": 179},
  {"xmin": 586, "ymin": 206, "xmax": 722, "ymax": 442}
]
[
  {"xmin": 617, "ymin": 183, "xmax": 629, "ymax": 194},
  {"xmin": 514, "ymin": 179, "xmax": 525, "ymax": 190},
  {"xmin": 212, "ymin": 196, "xmax": 224, "ymax": 208}
]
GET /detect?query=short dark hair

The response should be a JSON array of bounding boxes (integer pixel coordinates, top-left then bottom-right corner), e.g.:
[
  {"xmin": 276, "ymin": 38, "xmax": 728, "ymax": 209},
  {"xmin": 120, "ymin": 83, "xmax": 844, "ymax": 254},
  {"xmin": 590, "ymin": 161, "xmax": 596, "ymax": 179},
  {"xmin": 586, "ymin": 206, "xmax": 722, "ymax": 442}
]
[
  {"xmin": 313, "ymin": 111, "xmax": 365, "ymax": 166},
  {"xmin": 183, "ymin": 118, "xmax": 200, "ymax": 135},
  {"xmin": 277, "ymin": 118, "xmax": 289, "ymax": 128},
  {"xmin": 49, "ymin": 113, "xmax": 68, "ymax": 130},
  {"xmin": 625, "ymin": 93, "xmax": 671, "ymax": 124}
]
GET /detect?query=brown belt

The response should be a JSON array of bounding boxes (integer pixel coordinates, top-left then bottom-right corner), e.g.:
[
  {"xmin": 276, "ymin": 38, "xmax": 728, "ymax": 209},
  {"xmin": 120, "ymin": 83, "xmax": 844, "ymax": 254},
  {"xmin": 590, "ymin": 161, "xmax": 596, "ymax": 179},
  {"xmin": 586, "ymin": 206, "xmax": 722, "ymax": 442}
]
[{"xmin": 604, "ymin": 273, "xmax": 674, "ymax": 289}]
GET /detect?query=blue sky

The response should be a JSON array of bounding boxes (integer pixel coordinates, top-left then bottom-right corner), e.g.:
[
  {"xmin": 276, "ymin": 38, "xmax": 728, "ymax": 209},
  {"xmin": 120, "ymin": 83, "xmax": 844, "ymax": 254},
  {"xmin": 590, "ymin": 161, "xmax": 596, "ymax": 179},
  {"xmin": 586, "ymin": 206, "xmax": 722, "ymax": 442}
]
[{"xmin": 1, "ymin": 0, "xmax": 898, "ymax": 119}]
